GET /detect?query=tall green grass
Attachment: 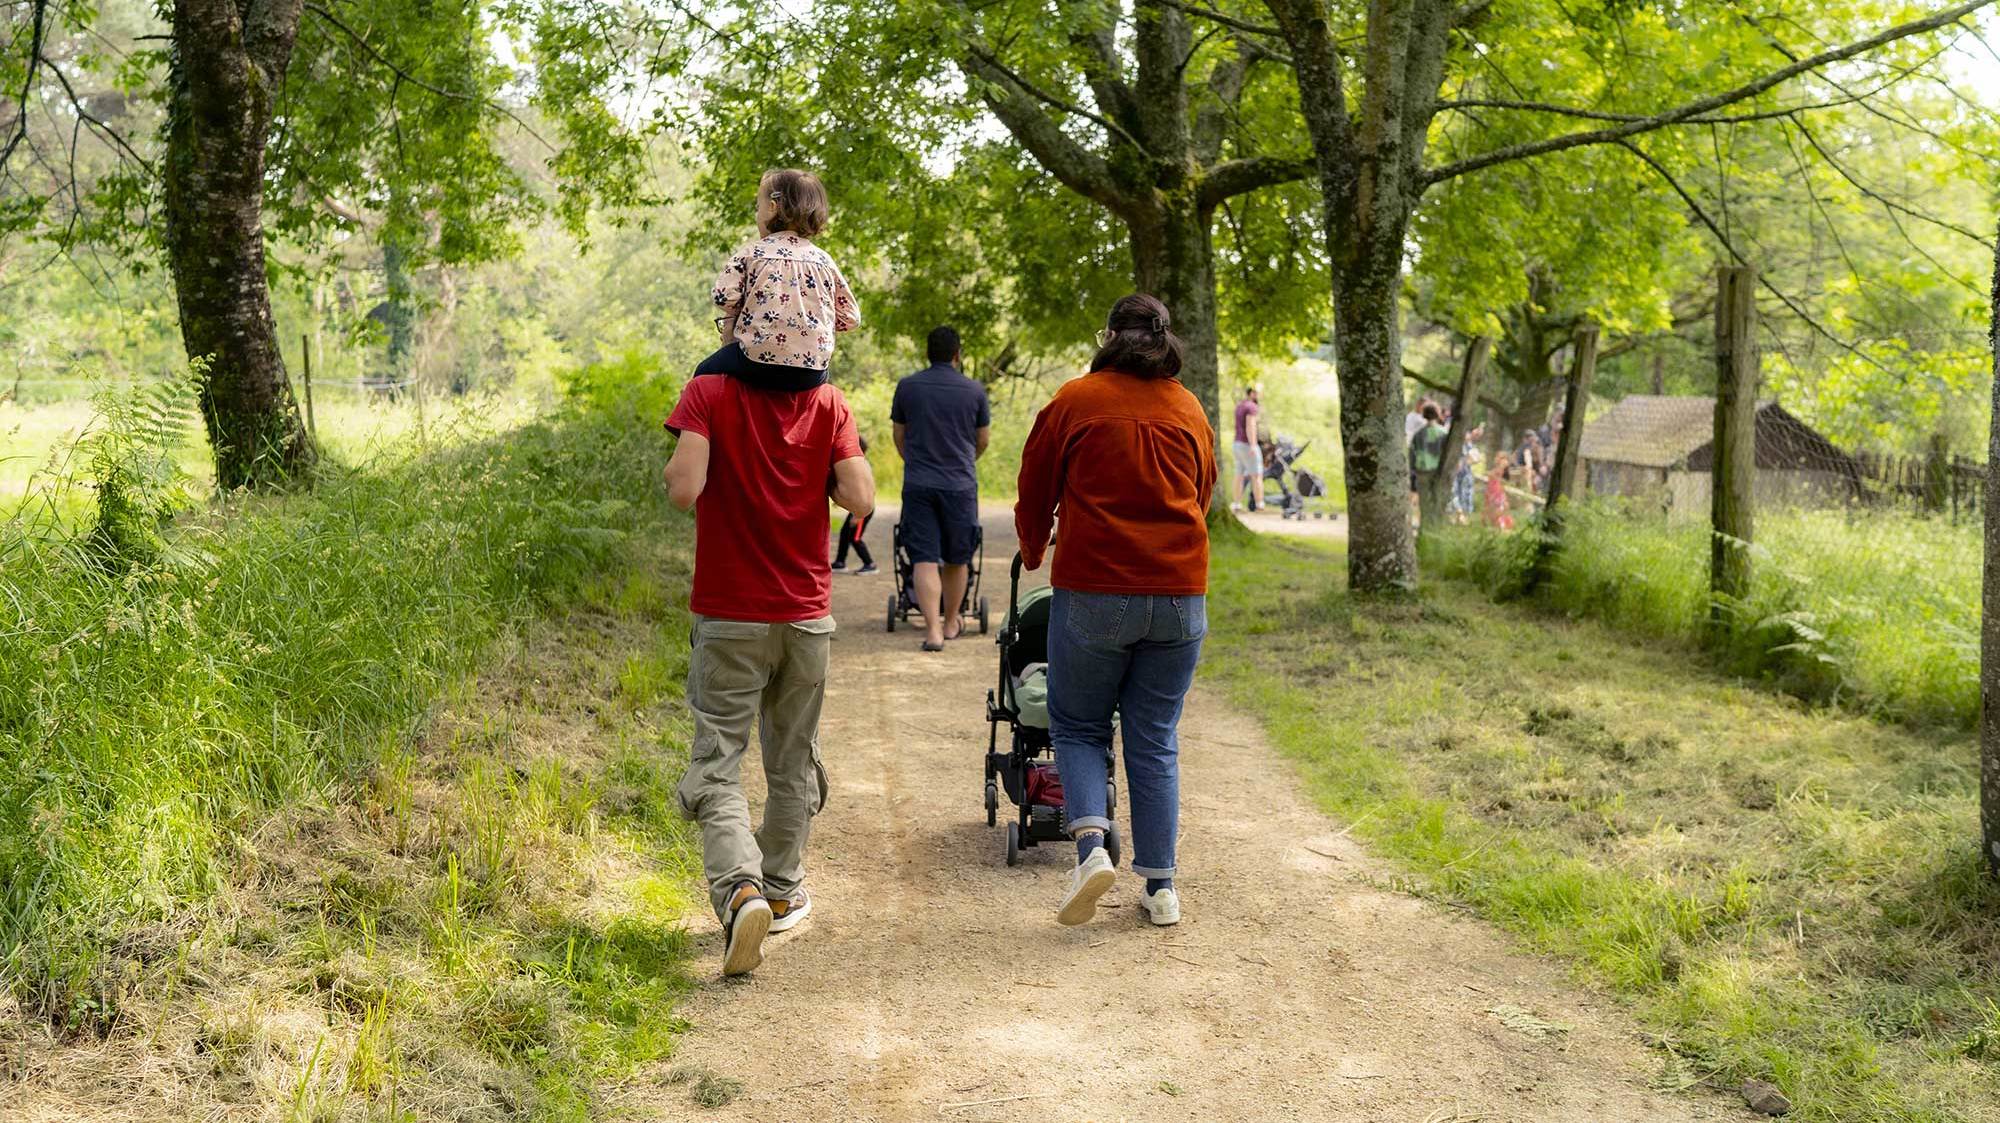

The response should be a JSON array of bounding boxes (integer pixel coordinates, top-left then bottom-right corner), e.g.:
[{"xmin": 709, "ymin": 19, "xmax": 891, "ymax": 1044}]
[
  {"xmin": 1424, "ymin": 502, "xmax": 1979, "ymax": 728},
  {"xmin": 0, "ymin": 352, "xmax": 683, "ymax": 1021}
]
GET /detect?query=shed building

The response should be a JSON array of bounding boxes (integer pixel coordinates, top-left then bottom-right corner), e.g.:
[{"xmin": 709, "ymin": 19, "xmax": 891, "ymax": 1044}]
[{"xmin": 1579, "ymin": 396, "xmax": 1859, "ymax": 519}]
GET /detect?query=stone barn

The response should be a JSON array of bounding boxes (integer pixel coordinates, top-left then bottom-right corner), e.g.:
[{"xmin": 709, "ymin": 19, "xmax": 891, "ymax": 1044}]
[{"xmin": 1579, "ymin": 396, "xmax": 1860, "ymax": 520}]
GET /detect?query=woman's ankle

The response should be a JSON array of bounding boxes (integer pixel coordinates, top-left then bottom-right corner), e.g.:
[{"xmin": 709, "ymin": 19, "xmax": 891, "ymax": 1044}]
[{"xmin": 1075, "ymin": 830, "xmax": 1105, "ymax": 863}]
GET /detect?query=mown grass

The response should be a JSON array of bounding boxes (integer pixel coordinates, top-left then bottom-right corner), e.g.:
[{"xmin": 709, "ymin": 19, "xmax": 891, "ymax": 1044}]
[
  {"xmin": 1206, "ymin": 531, "xmax": 2000, "ymax": 1123},
  {"xmin": 0, "ymin": 356, "xmax": 707, "ymax": 1118},
  {"xmin": 1424, "ymin": 502, "xmax": 1980, "ymax": 729}
]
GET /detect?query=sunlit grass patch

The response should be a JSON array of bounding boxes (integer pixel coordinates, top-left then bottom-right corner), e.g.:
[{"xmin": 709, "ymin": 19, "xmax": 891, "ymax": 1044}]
[
  {"xmin": 1205, "ymin": 531, "xmax": 1999, "ymax": 1122},
  {"xmin": 1424, "ymin": 503, "xmax": 1980, "ymax": 729},
  {"xmin": 0, "ymin": 356, "xmax": 705, "ymax": 1118}
]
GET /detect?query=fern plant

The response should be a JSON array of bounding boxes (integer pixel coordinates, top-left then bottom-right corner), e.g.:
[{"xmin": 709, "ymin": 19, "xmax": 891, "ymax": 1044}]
[{"xmin": 78, "ymin": 365, "xmax": 203, "ymax": 571}]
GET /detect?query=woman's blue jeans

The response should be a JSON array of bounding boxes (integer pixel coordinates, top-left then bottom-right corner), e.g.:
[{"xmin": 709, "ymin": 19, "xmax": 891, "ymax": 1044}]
[{"xmin": 1047, "ymin": 589, "xmax": 1207, "ymax": 880}]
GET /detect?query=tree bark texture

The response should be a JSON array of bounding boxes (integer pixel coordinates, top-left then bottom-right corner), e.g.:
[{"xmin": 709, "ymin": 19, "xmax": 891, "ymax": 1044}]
[
  {"xmin": 162, "ymin": 0, "xmax": 314, "ymax": 489},
  {"xmin": 1419, "ymin": 335, "xmax": 1488, "ymax": 531},
  {"xmin": 1267, "ymin": 0, "xmax": 1453, "ymax": 593},
  {"xmin": 1980, "ymin": 221, "xmax": 2000, "ymax": 878},
  {"xmin": 1527, "ymin": 321, "xmax": 1598, "ymax": 589},
  {"xmin": 957, "ymin": 3, "xmax": 1310, "ymax": 506},
  {"xmin": 1711, "ymin": 265, "xmax": 1758, "ymax": 630},
  {"xmin": 1543, "ymin": 321, "xmax": 1597, "ymax": 514}
]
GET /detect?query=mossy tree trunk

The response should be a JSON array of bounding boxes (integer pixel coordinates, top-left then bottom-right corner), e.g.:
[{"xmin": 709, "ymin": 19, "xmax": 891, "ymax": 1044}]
[{"xmin": 161, "ymin": 0, "xmax": 315, "ymax": 489}]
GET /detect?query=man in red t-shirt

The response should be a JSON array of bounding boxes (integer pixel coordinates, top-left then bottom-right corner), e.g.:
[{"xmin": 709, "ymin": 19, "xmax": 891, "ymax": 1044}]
[{"xmin": 663, "ymin": 374, "xmax": 873, "ymax": 976}]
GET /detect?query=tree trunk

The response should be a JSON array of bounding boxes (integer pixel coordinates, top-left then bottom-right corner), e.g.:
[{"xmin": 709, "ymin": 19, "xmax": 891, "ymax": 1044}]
[
  {"xmin": 1332, "ymin": 242, "xmax": 1419, "ymax": 593},
  {"xmin": 1711, "ymin": 265, "xmax": 1758, "ymax": 632},
  {"xmin": 1129, "ymin": 198, "xmax": 1227, "ymax": 508},
  {"xmin": 1980, "ymin": 220, "xmax": 2000, "ymax": 878},
  {"xmin": 1130, "ymin": 201, "xmax": 1222, "ymax": 430},
  {"xmin": 1543, "ymin": 321, "xmax": 1598, "ymax": 513},
  {"xmin": 161, "ymin": 0, "xmax": 313, "ymax": 490},
  {"xmin": 1419, "ymin": 335, "xmax": 1489, "ymax": 530}
]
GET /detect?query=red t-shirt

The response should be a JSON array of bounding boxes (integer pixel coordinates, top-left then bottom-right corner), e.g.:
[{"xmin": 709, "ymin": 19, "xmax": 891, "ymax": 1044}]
[{"xmin": 665, "ymin": 375, "xmax": 863, "ymax": 622}]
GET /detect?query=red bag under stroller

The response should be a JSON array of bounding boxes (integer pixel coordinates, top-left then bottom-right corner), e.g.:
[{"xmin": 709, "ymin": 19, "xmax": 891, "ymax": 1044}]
[{"xmin": 1025, "ymin": 763, "xmax": 1064, "ymax": 809}]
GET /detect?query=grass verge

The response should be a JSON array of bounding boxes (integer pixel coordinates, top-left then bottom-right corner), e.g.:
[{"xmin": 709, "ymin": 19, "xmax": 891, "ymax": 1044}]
[
  {"xmin": 1, "ymin": 358, "xmax": 706, "ymax": 1118},
  {"xmin": 1423, "ymin": 503, "xmax": 1978, "ymax": 729},
  {"xmin": 1206, "ymin": 531, "xmax": 2000, "ymax": 1123}
]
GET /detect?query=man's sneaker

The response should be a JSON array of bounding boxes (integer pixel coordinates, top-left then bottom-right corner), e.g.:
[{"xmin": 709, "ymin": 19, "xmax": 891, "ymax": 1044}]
[
  {"xmin": 1056, "ymin": 849, "xmax": 1116, "ymax": 927},
  {"xmin": 831, "ymin": 561, "xmax": 848, "ymax": 571},
  {"xmin": 721, "ymin": 882, "xmax": 771, "ymax": 976},
  {"xmin": 768, "ymin": 889, "xmax": 812, "ymax": 934},
  {"xmin": 1140, "ymin": 886, "xmax": 1180, "ymax": 926},
  {"xmin": 856, "ymin": 563, "xmax": 879, "ymax": 575}
]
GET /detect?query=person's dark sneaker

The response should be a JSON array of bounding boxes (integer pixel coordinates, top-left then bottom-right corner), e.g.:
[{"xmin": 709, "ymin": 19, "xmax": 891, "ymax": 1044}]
[
  {"xmin": 855, "ymin": 563, "xmax": 879, "ymax": 575},
  {"xmin": 722, "ymin": 882, "xmax": 771, "ymax": 976},
  {"xmin": 831, "ymin": 560, "xmax": 848, "ymax": 571},
  {"xmin": 768, "ymin": 888, "xmax": 812, "ymax": 934}
]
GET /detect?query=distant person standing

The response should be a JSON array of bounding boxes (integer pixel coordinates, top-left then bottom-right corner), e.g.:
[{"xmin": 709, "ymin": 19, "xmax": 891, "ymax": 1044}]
[
  {"xmin": 892, "ymin": 326, "xmax": 991, "ymax": 652},
  {"xmin": 1233, "ymin": 385, "xmax": 1263, "ymax": 511},
  {"xmin": 831, "ymin": 434, "xmax": 877, "ymax": 574}
]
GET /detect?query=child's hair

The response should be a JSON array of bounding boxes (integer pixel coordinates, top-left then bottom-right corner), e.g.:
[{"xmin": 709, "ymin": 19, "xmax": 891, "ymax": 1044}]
[
  {"xmin": 761, "ymin": 168, "xmax": 830, "ymax": 238},
  {"xmin": 1091, "ymin": 293, "xmax": 1185, "ymax": 380}
]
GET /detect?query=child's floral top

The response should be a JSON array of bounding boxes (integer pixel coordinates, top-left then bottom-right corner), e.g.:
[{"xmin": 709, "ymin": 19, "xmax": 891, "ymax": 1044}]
[{"xmin": 711, "ymin": 232, "xmax": 861, "ymax": 371}]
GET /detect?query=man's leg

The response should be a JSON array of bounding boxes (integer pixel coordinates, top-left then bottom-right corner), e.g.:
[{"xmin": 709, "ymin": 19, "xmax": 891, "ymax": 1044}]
[
  {"xmin": 902, "ymin": 488, "xmax": 948, "ymax": 647},
  {"xmin": 938, "ymin": 489, "xmax": 978, "ymax": 640},
  {"xmin": 755, "ymin": 617, "xmax": 835, "ymax": 909},
  {"xmin": 939, "ymin": 565, "xmax": 969, "ymax": 639},
  {"xmin": 913, "ymin": 562, "xmax": 945, "ymax": 645},
  {"xmin": 676, "ymin": 617, "xmax": 778, "ymax": 922}
]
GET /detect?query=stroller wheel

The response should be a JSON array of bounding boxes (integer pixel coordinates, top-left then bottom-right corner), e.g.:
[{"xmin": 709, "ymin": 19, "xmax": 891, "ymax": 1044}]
[
  {"xmin": 978, "ymin": 596, "xmax": 990, "ymax": 635},
  {"xmin": 1005, "ymin": 821, "xmax": 1021, "ymax": 867},
  {"xmin": 984, "ymin": 780, "xmax": 998, "ymax": 827},
  {"xmin": 1105, "ymin": 824, "xmax": 1122, "ymax": 869},
  {"xmin": 885, "ymin": 592, "xmax": 897, "ymax": 632}
]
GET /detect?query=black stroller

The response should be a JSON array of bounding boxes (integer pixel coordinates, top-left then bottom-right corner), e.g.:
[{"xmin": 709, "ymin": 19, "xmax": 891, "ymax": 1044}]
[
  {"xmin": 887, "ymin": 523, "xmax": 990, "ymax": 634},
  {"xmin": 985, "ymin": 554, "xmax": 1121, "ymax": 867},
  {"xmin": 1262, "ymin": 434, "xmax": 1328, "ymax": 520}
]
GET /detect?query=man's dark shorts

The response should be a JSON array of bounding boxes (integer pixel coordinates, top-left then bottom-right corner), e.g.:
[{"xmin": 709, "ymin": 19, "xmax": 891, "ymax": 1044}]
[{"xmin": 901, "ymin": 486, "xmax": 979, "ymax": 566}]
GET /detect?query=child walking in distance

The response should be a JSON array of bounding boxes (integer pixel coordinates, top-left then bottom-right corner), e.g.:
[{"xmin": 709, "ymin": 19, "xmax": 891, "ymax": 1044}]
[
  {"xmin": 698, "ymin": 168, "xmax": 861, "ymax": 392},
  {"xmin": 661, "ymin": 369, "xmax": 875, "ymax": 977}
]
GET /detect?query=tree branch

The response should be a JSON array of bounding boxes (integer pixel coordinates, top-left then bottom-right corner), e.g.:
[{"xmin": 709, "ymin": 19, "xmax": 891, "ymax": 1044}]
[
  {"xmin": 1423, "ymin": 0, "xmax": 1996, "ymax": 186},
  {"xmin": 1611, "ymin": 139, "xmax": 1907, "ymax": 380},
  {"xmin": 1147, "ymin": 0, "xmax": 1284, "ymax": 40},
  {"xmin": 957, "ymin": 50, "xmax": 1129, "ymax": 211},
  {"xmin": 0, "ymin": 0, "xmax": 48, "ymax": 175},
  {"xmin": 963, "ymin": 41, "xmax": 1152, "ymax": 157},
  {"xmin": 1199, "ymin": 152, "xmax": 1313, "ymax": 207},
  {"xmin": 304, "ymin": 3, "xmax": 555, "ymax": 152}
]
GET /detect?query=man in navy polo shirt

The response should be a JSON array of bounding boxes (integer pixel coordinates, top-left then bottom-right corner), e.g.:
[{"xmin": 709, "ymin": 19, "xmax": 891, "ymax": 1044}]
[{"xmin": 892, "ymin": 326, "xmax": 991, "ymax": 651}]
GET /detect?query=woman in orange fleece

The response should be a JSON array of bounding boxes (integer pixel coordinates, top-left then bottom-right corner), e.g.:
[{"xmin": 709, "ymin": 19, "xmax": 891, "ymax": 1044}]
[{"xmin": 1015, "ymin": 293, "xmax": 1216, "ymax": 930}]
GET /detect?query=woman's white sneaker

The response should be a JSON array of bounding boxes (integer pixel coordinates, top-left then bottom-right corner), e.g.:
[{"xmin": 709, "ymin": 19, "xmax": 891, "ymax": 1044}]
[
  {"xmin": 1057, "ymin": 849, "xmax": 1116, "ymax": 926},
  {"xmin": 1139, "ymin": 886, "xmax": 1180, "ymax": 926}
]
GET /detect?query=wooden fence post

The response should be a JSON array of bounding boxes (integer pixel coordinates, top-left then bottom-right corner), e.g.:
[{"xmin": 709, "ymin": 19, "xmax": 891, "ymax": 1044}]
[
  {"xmin": 1980, "ymin": 218, "xmax": 2000, "ymax": 879},
  {"xmin": 1925, "ymin": 431, "xmax": 1949, "ymax": 515},
  {"xmin": 301, "ymin": 331, "xmax": 317, "ymax": 440},
  {"xmin": 1420, "ymin": 335, "xmax": 1490, "ymax": 533},
  {"xmin": 1711, "ymin": 266, "xmax": 1759, "ymax": 635}
]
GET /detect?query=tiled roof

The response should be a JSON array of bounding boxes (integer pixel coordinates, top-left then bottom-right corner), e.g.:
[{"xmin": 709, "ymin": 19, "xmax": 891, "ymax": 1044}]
[{"xmin": 1579, "ymin": 396, "xmax": 1719, "ymax": 469}]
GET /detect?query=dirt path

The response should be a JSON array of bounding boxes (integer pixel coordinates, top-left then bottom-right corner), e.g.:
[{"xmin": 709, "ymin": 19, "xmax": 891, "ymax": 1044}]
[{"xmin": 636, "ymin": 508, "xmax": 1724, "ymax": 1122}]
